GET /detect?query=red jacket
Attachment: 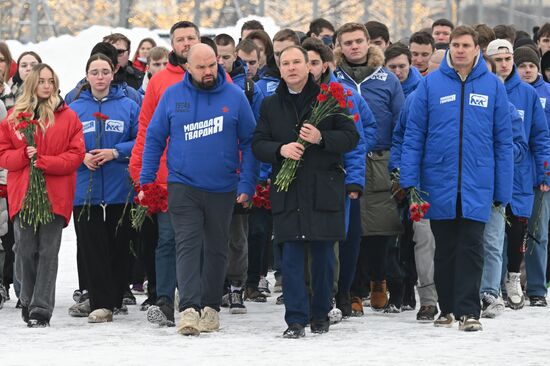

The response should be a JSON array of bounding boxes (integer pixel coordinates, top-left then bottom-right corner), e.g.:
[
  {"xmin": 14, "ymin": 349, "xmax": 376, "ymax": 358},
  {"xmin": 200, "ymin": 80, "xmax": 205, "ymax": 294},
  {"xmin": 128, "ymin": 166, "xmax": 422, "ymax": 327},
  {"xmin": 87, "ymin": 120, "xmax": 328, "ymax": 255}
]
[
  {"xmin": 0, "ymin": 104, "xmax": 85, "ymax": 225},
  {"xmin": 129, "ymin": 62, "xmax": 185, "ymax": 188}
]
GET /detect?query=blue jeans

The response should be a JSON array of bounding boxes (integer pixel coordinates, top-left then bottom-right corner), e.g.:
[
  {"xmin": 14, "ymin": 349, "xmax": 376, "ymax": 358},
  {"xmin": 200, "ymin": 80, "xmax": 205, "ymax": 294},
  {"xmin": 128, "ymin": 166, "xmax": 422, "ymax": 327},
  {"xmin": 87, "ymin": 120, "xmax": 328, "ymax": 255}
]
[
  {"xmin": 283, "ymin": 241, "xmax": 335, "ymax": 325},
  {"xmin": 155, "ymin": 212, "xmax": 176, "ymax": 302},
  {"xmin": 526, "ymin": 190, "xmax": 550, "ymax": 297},
  {"xmin": 480, "ymin": 206, "xmax": 506, "ymax": 297}
]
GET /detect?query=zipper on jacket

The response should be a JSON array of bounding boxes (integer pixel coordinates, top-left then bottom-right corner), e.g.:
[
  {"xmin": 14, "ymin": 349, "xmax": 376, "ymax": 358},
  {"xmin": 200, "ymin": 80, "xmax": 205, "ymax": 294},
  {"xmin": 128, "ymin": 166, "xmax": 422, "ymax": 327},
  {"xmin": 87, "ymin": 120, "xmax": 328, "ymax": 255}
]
[
  {"xmin": 458, "ymin": 79, "xmax": 465, "ymax": 202},
  {"xmin": 98, "ymin": 101, "xmax": 106, "ymax": 217}
]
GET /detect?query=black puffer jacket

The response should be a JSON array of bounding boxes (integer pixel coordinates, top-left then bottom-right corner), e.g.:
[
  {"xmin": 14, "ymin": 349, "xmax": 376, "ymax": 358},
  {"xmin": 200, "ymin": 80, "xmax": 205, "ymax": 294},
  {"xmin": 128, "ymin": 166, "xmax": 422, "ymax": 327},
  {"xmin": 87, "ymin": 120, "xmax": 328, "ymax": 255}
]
[
  {"xmin": 115, "ymin": 61, "xmax": 144, "ymax": 90},
  {"xmin": 252, "ymin": 75, "xmax": 359, "ymax": 243}
]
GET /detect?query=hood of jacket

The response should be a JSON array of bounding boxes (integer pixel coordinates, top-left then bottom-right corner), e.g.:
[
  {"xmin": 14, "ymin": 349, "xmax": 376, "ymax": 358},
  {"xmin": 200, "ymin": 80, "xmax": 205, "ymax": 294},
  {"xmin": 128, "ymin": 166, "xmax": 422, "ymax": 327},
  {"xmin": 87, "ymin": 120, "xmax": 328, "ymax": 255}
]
[
  {"xmin": 402, "ymin": 66, "xmax": 422, "ymax": 97},
  {"xmin": 504, "ymin": 66, "xmax": 522, "ymax": 93},
  {"xmin": 338, "ymin": 45, "xmax": 385, "ymax": 83},
  {"xmin": 182, "ymin": 63, "xmax": 228, "ymax": 94}
]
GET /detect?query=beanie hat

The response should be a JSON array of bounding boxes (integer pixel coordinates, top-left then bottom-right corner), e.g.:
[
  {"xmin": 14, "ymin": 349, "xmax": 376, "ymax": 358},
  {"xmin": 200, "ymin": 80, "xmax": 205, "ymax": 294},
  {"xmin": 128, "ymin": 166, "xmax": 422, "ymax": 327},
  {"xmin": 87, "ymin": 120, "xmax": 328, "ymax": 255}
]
[
  {"xmin": 514, "ymin": 46, "xmax": 540, "ymax": 70},
  {"xmin": 542, "ymin": 51, "xmax": 550, "ymax": 82},
  {"xmin": 90, "ymin": 42, "xmax": 118, "ymax": 68}
]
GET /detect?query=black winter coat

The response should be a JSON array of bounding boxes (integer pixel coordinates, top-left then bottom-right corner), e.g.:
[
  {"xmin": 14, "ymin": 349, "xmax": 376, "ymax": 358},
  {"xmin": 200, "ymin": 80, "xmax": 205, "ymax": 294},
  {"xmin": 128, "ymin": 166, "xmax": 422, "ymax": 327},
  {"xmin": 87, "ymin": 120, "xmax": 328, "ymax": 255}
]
[
  {"xmin": 115, "ymin": 62, "xmax": 144, "ymax": 90},
  {"xmin": 252, "ymin": 76, "xmax": 359, "ymax": 243}
]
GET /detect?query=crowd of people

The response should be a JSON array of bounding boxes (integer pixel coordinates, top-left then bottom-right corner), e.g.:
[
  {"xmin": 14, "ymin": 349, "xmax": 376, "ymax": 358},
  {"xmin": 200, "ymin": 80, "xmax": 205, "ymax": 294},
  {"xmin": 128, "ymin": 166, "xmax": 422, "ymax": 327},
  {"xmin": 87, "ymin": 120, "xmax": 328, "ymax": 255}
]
[{"xmin": 0, "ymin": 14, "xmax": 549, "ymax": 337}]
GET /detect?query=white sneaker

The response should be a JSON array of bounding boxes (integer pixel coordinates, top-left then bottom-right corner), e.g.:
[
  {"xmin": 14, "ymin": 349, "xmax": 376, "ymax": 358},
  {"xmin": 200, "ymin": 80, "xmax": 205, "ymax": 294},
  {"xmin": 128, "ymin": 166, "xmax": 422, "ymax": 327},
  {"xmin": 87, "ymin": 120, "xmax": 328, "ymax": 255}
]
[
  {"xmin": 505, "ymin": 272, "xmax": 525, "ymax": 310},
  {"xmin": 258, "ymin": 277, "xmax": 271, "ymax": 296},
  {"xmin": 198, "ymin": 306, "xmax": 220, "ymax": 332},
  {"xmin": 458, "ymin": 315, "xmax": 483, "ymax": 331},
  {"xmin": 328, "ymin": 308, "xmax": 343, "ymax": 324},
  {"xmin": 88, "ymin": 308, "xmax": 113, "ymax": 323},
  {"xmin": 177, "ymin": 308, "xmax": 200, "ymax": 336},
  {"xmin": 481, "ymin": 293, "xmax": 505, "ymax": 318}
]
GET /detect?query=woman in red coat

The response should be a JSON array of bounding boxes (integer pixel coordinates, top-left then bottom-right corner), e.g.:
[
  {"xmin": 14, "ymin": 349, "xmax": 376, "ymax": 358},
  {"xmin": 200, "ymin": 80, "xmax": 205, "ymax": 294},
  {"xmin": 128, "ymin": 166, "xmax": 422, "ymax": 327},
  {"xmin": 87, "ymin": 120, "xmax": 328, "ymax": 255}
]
[{"xmin": 0, "ymin": 63, "xmax": 85, "ymax": 327}]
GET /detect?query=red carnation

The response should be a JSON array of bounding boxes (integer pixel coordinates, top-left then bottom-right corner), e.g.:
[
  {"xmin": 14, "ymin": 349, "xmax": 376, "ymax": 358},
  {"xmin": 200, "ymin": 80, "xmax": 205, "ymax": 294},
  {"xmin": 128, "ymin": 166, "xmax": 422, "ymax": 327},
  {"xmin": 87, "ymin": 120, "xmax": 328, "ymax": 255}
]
[
  {"xmin": 320, "ymin": 83, "xmax": 329, "ymax": 92},
  {"xmin": 317, "ymin": 94, "xmax": 328, "ymax": 103},
  {"xmin": 16, "ymin": 121, "xmax": 29, "ymax": 131},
  {"xmin": 93, "ymin": 112, "xmax": 109, "ymax": 121},
  {"xmin": 545, "ymin": 161, "xmax": 548, "ymax": 169},
  {"xmin": 346, "ymin": 90, "xmax": 353, "ymax": 96},
  {"xmin": 348, "ymin": 100, "xmax": 354, "ymax": 109},
  {"xmin": 338, "ymin": 100, "xmax": 346, "ymax": 109},
  {"xmin": 353, "ymin": 113, "xmax": 359, "ymax": 123}
]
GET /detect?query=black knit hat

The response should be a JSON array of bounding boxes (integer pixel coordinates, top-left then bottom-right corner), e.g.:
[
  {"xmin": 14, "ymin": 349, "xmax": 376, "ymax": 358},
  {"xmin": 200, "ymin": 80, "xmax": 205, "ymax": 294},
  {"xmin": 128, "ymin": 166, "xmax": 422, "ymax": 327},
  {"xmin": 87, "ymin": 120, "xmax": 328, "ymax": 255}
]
[
  {"xmin": 514, "ymin": 46, "xmax": 540, "ymax": 70},
  {"xmin": 90, "ymin": 42, "xmax": 118, "ymax": 68},
  {"xmin": 542, "ymin": 51, "xmax": 550, "ymax": 82}
]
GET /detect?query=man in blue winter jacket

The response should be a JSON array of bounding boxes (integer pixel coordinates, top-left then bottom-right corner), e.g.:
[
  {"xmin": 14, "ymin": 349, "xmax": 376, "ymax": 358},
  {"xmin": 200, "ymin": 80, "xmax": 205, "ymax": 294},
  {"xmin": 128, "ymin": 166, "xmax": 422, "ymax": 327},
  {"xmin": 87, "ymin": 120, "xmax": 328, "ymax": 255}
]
[
  {"xmin": 140, "ymin": 43, "xmax": 259, "ymax": 336},
  {"xmin": 400, "ymin": 26, "xmax": 514, "ymax": 332}
]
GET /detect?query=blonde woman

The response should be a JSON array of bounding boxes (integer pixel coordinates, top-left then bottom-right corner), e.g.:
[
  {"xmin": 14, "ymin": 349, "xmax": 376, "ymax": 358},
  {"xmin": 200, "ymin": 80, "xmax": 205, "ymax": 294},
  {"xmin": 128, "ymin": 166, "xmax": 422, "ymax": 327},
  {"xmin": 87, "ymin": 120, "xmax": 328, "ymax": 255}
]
[{"xmin": 0, "ymin": 64, "xmax": 85, "ymax": 327}]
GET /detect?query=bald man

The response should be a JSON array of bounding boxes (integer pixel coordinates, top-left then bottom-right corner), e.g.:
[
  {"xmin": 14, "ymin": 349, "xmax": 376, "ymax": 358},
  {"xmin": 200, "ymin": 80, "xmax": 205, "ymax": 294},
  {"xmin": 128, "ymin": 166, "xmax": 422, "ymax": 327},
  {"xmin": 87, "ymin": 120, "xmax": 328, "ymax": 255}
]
[{"xmin": 140, "ymin": 43, "xmax": 259, "ymax": 336}]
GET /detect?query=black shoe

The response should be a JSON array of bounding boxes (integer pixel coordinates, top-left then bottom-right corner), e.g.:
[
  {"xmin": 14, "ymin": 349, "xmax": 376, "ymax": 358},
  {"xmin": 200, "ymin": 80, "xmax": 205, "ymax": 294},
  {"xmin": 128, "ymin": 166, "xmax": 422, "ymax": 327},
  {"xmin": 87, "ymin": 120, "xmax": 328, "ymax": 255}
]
[
  {"xmin": 402, "ymin": 282, "xmax": 416, "ymax": 311},
  {"xmin": 283, "ymin": 323, "xmax": 305, "ymax": 339},
  {"xmin": 27, "ymin": 313, "xmax": 49, "ymax": 328},
  {"xmin": 416, "ymin": 305, "xmax": 438, "ymax": 322},
  {"xmin": 276, "ymin": 294, "xmax": 284, "ymax": 305},
  {"xmin": 72, "ymin": 289, "xmax": 82, "ymax": 303},
  {"xmin": 529, "ymin": 296, "xmax": 548, "ymax": 307},
  {"xmin": 78, "ymin": 291, "xmax": 89, "ymax": 303},
  {"xmin": 122, "ymin": 289, "xmax": 136, "ymax": 305},
  {"xmin": 310, "ymin": 317, "xmax": 330, "ymax": 334},
  {"xmin": 228, "ymin": 290, "xmax": 247, "ymax": 314},
  {"xmin": 336, "ymin": 292, "xmax": 352, "ymax": 318},
  {"xmin": 21, "ymin": 306, "xmax": 29, "ymax": 323},
  {"xmin": 147, "ymin": 297, "xmax": 175, "ymax": 327},
  {"xmin": 140, "ymin": 297, "xmax": 156, "ymax": 311}
]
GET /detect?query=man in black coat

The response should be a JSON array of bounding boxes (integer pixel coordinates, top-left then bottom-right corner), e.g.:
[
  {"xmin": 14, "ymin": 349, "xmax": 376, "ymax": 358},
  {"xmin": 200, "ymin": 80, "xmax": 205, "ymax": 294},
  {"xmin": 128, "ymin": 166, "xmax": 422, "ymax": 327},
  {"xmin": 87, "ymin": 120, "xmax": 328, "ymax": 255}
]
[{"xmin": 252, "ymin": 45, "xmax": 359, "ymax": 338}]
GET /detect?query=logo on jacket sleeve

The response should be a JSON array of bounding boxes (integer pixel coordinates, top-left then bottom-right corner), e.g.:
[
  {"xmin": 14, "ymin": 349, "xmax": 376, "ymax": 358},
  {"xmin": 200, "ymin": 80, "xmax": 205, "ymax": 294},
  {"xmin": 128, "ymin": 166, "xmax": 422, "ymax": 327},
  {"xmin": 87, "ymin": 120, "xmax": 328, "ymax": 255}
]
[
  {"xmin": 440, "ymin": 94, "xmax": 456, "ymax": 104},
  {"xmin": 371, "ymin": 70, "xmax": 388, "ymax": 81},
  {"xmin": 82, "ymin": 120, "xmax": 95, "ymax": 134},
  {"xmin": 469, "ymin": 93, "xmax": 489, "ymax": 108},
  {"xmin": 105, "ymin": 120, "xmax": 124, "ymax": 133},
  {"xmin": 267, "ymin": 81, "xmax": 279, "ymax": 93},
  {"xmin": 541, "ymin": 98, "xmax": 547, "ymax": 109},
  {"xmin": 184, "ymin": 116, "xmax": 224, "ymax": 141}
]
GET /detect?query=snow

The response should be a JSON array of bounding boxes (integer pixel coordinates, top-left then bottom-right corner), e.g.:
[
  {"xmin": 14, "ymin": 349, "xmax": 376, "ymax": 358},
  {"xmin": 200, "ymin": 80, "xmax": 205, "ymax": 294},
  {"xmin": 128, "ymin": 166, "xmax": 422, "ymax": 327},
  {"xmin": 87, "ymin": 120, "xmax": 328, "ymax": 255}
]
[
  {"xmin": 0, "ymin": 221, "xmax": 549, "ymax": 365},
  {"xmin": 1, "ymin": 17, "xmax": 550, "ymax": 366}
]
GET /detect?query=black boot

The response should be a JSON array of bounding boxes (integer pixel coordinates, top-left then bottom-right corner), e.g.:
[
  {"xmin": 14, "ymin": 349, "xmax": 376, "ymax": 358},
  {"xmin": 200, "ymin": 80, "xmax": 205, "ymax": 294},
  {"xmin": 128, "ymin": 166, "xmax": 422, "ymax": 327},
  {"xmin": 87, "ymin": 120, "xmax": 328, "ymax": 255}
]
[
  {"xmin": 283, "ymin": 323, "xmax": 305, "ymax": 338},
  {"xmin": 310, "ymin": 317, "xmax": 330, "ymax": 334},
  {"xmin": 336, "ymin": 291, "xmax": 352, "ymax": 318}
]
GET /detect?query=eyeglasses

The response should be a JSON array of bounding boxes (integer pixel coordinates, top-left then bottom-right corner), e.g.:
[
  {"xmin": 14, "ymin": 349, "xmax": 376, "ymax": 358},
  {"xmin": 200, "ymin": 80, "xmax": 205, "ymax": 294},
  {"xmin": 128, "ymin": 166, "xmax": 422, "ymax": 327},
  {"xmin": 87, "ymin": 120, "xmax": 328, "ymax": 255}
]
[{"xmin": 116, "ymin": 49, "xmax": 128, "ymax": 55}]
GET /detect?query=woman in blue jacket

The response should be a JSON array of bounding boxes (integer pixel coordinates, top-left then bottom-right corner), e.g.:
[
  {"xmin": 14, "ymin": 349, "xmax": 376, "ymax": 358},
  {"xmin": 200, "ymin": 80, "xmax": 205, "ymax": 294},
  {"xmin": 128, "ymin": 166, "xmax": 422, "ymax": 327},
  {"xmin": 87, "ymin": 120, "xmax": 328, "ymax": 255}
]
[{"xmin": 69, "ymin": 53, "xmax": 140, "ymax": 323}]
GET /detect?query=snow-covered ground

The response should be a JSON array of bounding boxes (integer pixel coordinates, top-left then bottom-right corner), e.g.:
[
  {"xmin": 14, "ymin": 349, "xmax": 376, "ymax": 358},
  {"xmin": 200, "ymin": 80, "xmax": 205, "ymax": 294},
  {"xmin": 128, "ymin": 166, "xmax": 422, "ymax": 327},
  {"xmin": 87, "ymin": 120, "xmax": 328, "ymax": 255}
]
[{"xmin": 0, "ymin": 221, "xmax": 549, "ymax": 366}]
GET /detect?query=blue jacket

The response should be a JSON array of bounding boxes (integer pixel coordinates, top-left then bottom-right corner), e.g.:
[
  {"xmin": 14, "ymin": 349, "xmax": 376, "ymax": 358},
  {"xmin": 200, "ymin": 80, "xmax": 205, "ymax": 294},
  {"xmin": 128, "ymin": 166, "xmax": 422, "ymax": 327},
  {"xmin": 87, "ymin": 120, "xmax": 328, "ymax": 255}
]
[
  {"xmin": 65, "ymin": 78, "xmax": 143, "ymax": 106},
  {"xmin": 532, "ymin": 74, "xmax": 550, "ymax": 127},
  {"xmin": 335, "ymin": 62, "xmax": 405, "ymax": 151},
  {"xmin": 505, "ymin": 68, "xmax": 550, "ymax": 217},
  {"xmin": 400, "ymin": 52, "xmax": 514, "ymax": 223},
  {"xmin": 69, "ymin": 85, "xmax": 140, "ymax": 205},
  {"xmin": 230, "ymin": 59, "xmax": 265, "ymax": 120},
  {"xmin": 256, "ymin": 73, "xmax": 280, "ymax": 97},
  {"xmin": 391, "ymin": 92, "xmax": 527, "ymax": 172},
  {"xmin": 140, "ymin": 64, "xmax": 259, "ymax": 198},
  {"xmin": 402, "ymin": 66, "xmax": 422, "ymax": 98}
]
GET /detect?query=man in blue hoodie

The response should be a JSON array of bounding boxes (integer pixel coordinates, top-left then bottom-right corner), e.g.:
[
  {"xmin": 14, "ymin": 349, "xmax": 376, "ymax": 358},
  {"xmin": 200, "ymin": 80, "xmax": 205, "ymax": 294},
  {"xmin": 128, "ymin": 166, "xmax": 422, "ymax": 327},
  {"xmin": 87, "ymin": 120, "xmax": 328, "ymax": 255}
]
[
  {"xmin": 400, "ymin": 26, "xmax": 514, "ymax": 331},
  {"xmin": 140, "ymin": 44, "xmax": 259, "ymax": 336}
]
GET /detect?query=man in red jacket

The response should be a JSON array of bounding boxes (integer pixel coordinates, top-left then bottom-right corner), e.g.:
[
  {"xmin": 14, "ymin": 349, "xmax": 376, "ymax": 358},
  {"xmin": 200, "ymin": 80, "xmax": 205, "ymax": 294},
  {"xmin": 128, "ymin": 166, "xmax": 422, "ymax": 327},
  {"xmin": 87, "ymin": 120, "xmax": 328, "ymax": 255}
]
[{"xmin": 129, "ymin": 20, "xmax": 200, "ymax": 328}]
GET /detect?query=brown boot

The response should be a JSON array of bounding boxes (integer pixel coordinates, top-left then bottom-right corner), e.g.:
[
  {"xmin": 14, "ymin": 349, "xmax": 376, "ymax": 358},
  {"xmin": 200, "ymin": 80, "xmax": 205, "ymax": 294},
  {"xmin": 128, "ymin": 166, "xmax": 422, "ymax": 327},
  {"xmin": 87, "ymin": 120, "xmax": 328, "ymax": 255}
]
[
  {"xmin": 351, "ymin": 296, "xmax": 364, "ymax": 316},
  {"xmin": 370, "ymin": 280, "xmax": 388, "ymax": 311}
]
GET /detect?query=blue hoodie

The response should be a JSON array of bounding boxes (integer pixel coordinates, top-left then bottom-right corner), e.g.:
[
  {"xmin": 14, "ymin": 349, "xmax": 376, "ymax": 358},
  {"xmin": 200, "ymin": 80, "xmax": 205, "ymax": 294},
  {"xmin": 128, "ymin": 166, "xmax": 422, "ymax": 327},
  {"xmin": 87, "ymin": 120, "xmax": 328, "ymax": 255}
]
[
  {"xmin": 400, "ymin": 51, "xmax": 514, "ymax": 222},
  {"xmin": 532, "ymin": 74, "xmax": 550, "ymax": 126},
  {"xmin": 65, "ymin": 78, "xmax": 143, "ymax": 106},
  {"xmin": 401, "ymin": 66, "xmax": 422, "ymax": 98},
  {"xmin": 69, "ymin": 85, "xmax": 140, "ymax": 205},
  {"xmin": 140, "ymin": 64, "xmax": 259, "ymax": 198},
  {"xmin": 505, "ymin": 68, "xmax": 550, "ymax": 217},
  {"xmin": 335, "ymin": 63, "xmax": 405, "ymax": 152}
]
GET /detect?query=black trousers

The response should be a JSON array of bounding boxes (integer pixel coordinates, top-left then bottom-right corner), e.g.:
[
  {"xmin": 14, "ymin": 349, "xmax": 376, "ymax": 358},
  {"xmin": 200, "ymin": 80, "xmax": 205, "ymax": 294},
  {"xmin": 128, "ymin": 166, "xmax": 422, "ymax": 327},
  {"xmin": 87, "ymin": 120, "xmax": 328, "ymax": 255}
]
[
  {"xmin": 505, "ymin": 206, "xmax": 527, "ymax": 273},
  {"xmin": 247, "ymin": 207, "xmax": 271, "ymax": 288},
  {"xmin": 350, "ymin": 235, "xmax": 392, "ymax": 297},
  {"xmin": 74, "ymin": 204, "xmax": 132, "ymax": 311},
  {"xmin": 430, "ymin": 216, "xmax": 485, "ymax": 319},
  {"xmin": 136, "ymin": 214, "xmax": 158, "ymax": 299}
]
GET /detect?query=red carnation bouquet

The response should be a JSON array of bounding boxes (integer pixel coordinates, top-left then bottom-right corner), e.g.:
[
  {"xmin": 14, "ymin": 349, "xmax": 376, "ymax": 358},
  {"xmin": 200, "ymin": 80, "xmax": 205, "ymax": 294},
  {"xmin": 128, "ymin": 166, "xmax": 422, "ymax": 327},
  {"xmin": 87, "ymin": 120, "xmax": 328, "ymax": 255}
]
[
  {"xmin": 252, "ymin": 183, "xmax": 271, "ymax": 210},
  {"xmin": 408, "ymin": 187, "xmax": 430, "ymax": 222},
  {"xmin": 78, "ymin": 112, "xmax": 109, "ymax": 221},
  {"xmin": 131, "ymin": 183, "xmax": 168, "ymax": 231},
  {"xmin": 274, "ymin": 82, "xmax": 359, "ymax": 192},
  {"xmin": 15, "ymin": 112, "xmax": 54, "ymax": 231}
]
